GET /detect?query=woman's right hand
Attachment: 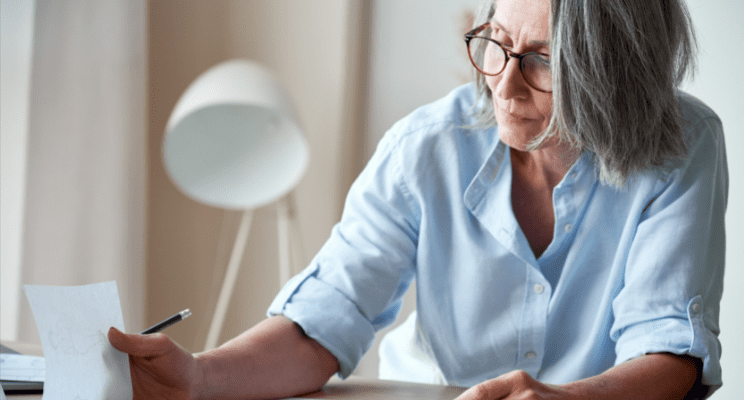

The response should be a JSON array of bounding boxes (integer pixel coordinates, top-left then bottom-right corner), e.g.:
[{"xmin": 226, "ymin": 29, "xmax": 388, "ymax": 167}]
[{"xmin": 108, "ymin": 327, "xmax": 200, "ymax": 400}]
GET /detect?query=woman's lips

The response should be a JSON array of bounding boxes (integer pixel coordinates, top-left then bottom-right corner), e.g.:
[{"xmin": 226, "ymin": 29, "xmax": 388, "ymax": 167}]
[{"xmin": 498, "ymin": 108, "xmax": 535, "ymax": 122}]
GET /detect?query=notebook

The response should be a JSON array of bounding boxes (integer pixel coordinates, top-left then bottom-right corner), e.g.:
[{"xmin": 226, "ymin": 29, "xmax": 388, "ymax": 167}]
[{"xmin": 0, "ymin": 344, "xmax": 44, "ymax": 394}]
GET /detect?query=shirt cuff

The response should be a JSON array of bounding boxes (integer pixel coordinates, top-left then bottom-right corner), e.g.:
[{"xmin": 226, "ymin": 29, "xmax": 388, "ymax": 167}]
[
  {"xmin": 614, "ymin": 296, "xmax": 722, "ymax": 398},
  {"xmin": 267, "ymin": 265, "xmax": 375, "ymax": 378}
]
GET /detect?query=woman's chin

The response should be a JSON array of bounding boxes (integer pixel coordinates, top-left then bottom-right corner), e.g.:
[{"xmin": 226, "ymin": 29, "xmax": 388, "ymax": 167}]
[{"xmin": 497, "ymin": 125, "xmax": 539, "ymax": 150}]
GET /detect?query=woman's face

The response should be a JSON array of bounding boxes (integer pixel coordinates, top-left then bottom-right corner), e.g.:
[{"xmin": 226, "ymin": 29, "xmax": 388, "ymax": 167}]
[{"xmin": 487, "ymin": 0, "xmax": 552, "ymax": 151}]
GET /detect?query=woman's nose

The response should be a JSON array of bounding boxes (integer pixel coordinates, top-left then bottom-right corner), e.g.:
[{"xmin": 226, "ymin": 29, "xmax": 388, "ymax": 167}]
[{"xmin": 494, "ymin": 56, "xmax": 529, "ymax": 100}]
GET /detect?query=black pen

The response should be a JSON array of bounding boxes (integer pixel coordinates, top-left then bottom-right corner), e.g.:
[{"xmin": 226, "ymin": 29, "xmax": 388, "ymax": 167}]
[{"xmin": 140, "ymin": 309, "xmax": 192, "ymax": 334}]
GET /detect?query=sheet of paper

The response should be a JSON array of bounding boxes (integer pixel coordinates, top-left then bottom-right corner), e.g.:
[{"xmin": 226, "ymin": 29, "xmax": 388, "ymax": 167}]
[
  {"xmin": 0, "ymin": 353, "xmax": 45, "ymax": 381},
  {"xmin": 24, "ymin": 281, "xmax": 133, "ymax": 400}
]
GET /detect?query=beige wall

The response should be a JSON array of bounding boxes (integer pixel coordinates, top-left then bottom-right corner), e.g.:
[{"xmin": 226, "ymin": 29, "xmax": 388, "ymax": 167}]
[{"xmin": 147, "ymin": 0, "xmax": 365, "ymax": 352}]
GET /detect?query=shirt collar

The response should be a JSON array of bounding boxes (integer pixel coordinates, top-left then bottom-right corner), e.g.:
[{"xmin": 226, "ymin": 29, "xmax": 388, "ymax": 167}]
[{"xmin": 463, "ymin": 140, "xmax": 597, "ymax": 264}]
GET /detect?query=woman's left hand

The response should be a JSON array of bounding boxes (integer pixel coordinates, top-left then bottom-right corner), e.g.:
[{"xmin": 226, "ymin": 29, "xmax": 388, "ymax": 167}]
[{"xmin": 455, "ymin": 370, "xmax": 568, "ymax": 400}]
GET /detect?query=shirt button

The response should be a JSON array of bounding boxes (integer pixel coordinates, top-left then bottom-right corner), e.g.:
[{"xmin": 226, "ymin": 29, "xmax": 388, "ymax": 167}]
[
  {"xmin": 692, "ymin": 303, "xmax": 701, "ymax": 313},
  {"xmin": 571, "ymin": 172, "xmax": 578, "ymax": 179},
  {"xmin": 525, "ymin": 351, "xmax": 537, "ymax": 359},
  {"xmin": 534, "ymin": 284, "xmax": 544, "ymax": 294},
  {"xmin": 564, "ymin": 224, "xmax": 573, "ymax": 232}
]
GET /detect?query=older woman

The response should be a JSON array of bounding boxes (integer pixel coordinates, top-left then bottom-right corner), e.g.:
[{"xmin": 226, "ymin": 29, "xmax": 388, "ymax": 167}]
[{"xmin": 109, "ymin": 0, "xmax": 726, "ymax": 398}]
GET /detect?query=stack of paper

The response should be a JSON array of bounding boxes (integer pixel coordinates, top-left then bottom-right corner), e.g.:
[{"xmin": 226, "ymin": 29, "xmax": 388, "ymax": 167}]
[{"xmin": 0, "ymin": 353, "xmax": 45, "ymax": 382}]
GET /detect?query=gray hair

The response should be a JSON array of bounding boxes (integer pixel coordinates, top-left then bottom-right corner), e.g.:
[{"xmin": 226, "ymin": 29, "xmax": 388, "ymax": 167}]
[{"xmin": 472, "ymin": 0, "xmax": 697, "ymax": 187}]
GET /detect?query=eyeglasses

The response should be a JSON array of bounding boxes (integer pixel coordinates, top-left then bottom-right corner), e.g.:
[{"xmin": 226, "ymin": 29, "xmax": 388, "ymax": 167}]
[{"xmin": 465, "ymin": 23, "xmax": 552, "ymax": 93}]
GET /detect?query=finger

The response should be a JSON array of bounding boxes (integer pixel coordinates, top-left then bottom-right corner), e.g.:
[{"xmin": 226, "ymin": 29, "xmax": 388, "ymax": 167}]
[
  {"xmin": 108, "ymin": 327, "xmax": 171, "ymax": 357},
  {"xmin": 455, "ymin": 370, "xmax": 545, "ymax": 400},
  {"xmin": 455, "ymin": 371, "xmax": 526, "ymax": 400},
  {"xmin": 455, "ymin": 381, "xmax": 509, "ymax": 400}
]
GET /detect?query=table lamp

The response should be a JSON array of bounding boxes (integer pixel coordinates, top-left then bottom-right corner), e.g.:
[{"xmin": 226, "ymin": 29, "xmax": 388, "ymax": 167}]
[{"xmin": 162, "ymin": 59, "xmax": 309, "ymax": 351}]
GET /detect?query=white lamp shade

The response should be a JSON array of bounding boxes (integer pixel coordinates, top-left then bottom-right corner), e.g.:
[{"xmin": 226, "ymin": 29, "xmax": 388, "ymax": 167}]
[{"xmin": 163, "ymin": 59, "xmax": 309, "ymax": 209}]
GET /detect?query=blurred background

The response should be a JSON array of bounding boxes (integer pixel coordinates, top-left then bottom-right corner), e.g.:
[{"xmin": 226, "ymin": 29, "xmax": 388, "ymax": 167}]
[{"xmin": 1, "ymin": 0, "xmax": 741, "ymax": 397}]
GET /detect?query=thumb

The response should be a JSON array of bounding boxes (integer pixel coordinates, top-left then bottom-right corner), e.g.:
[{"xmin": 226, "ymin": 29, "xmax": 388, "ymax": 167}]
[{"xmin": 108, "ymin": 327, "xmax": 170, "ymax": 357}]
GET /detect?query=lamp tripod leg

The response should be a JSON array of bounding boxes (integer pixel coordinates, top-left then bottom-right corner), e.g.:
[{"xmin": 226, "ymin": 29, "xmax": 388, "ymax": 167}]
[
  {"xmin": 277, "ymin": 197, "xmax": 292, "ymax": 287},
  {"xmin": 277, "ymin": 192, "xmax": 306, "ymax": 287},
  {"xmin": 204, "ymin": 209, "xmax": 254, "ymax": 351},
  {"xmin": 288, "ymin": 195, "xmax": 306, "ymax": 281}
]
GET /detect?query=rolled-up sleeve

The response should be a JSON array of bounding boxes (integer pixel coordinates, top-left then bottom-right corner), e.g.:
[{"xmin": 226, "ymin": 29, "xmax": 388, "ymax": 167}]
[
  {"xmin": 268, "ymin": 127, "xmax": 420, "ymax": 378},
  {"xmin": 610, "ymin": 115, "xmax": 728, "ymax": 396}
]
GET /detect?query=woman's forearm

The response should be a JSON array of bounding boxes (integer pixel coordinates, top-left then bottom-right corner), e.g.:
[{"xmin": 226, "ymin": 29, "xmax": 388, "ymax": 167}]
[
  {"xmin": 193, "ymin": 315, "xmax": 339, "ymax": 400},
  {"xmin": 562, "ymin": 353, "xmax": 701, "ymax": 400},
  {"xmin": 456, "ymin": 352, "xmax": 702, "ymax": 400}
]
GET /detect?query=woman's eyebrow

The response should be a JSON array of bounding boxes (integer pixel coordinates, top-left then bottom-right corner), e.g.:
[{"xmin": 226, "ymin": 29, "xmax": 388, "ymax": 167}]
[
  {"xmin": 529, "ymin": 39, "xmax": 549, "ymax": 47},
  {"xmin": 493, "ymin": 20, "xmax": 548, "ymax": 47}
]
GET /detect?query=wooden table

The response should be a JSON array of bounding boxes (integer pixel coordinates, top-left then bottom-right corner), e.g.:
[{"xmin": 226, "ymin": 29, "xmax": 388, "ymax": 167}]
[
  {"xmin": 3, "ymin": 342, "xmax": 467, "ymax": 399},
  {"xmin": 295, "ymin": 376, "xmax": 467, "ymax": 399}
]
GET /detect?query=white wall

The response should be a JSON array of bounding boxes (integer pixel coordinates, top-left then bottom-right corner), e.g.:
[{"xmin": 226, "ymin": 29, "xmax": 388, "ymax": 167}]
[
  {"xmin": 681, "ymin": 1, "xmax": 744, "ymax": 398},
  {"xmin": 363, "ymin": 0, "xmax": 479, "ymax": 161}
]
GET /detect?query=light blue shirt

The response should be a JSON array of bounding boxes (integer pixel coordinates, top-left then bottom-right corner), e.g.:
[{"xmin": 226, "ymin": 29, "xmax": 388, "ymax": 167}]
[{"xmin": 268, "ymin": 83, "xmax": 727, "ymax": 396}]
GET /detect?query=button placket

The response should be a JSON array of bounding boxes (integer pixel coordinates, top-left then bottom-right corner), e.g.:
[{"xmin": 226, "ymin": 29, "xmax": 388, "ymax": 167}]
[
  {"xmin": 517, "ymin": 269, "xmax": 550, "ymax": 375},
  {"xmin": 552, "ymin": 184, "xmax": 576, "ymax": 245}
]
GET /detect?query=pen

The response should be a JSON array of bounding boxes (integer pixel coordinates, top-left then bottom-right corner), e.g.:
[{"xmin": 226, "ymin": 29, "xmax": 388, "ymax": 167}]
[{"xmin": 140, "ymin": 309, "xmax": 192, "ymax": 335}]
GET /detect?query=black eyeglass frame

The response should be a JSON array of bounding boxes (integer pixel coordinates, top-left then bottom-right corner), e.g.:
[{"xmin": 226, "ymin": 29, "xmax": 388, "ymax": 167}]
[{"xmin": 464, "ymin": 22, "xmax": 552, "ymax": 93}]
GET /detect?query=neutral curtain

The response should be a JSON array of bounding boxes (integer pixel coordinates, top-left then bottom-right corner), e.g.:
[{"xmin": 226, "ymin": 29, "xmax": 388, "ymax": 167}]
[{"xmin": 18, "ymin": 0, "xmax": 147, "ymax": 343}]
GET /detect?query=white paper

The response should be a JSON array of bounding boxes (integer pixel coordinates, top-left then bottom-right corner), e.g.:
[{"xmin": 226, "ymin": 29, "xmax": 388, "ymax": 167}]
[
  {"xmin": 24, "ymin": 281, "xmax": 133, "ymax": 400},
  {"xmin": 0, "ymin": 353, "xmax": 45, "ymax": 381}
]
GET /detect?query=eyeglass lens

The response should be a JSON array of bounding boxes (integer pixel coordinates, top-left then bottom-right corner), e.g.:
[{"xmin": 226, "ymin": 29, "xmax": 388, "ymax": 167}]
[{"xmin": 467, "ymin": 36, "xmax": 551, "ymax": 92}]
